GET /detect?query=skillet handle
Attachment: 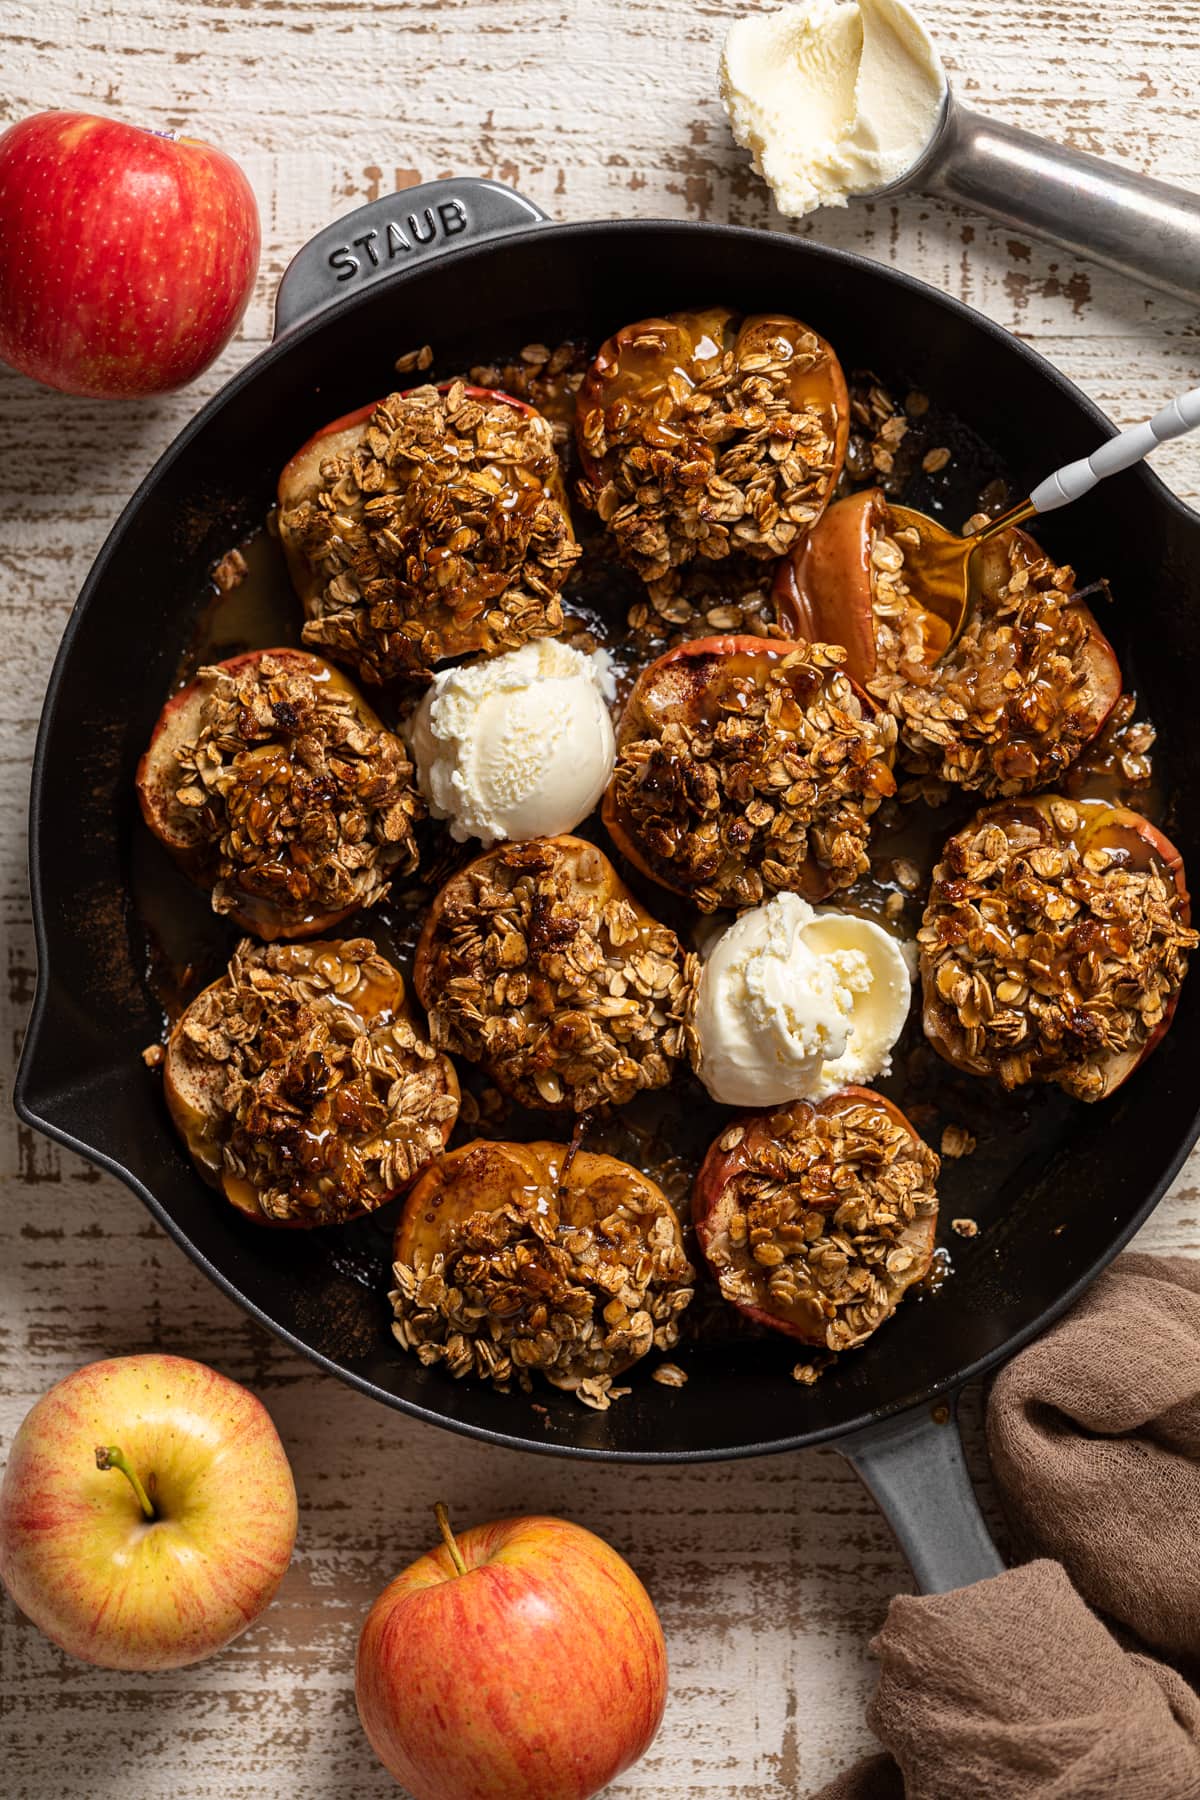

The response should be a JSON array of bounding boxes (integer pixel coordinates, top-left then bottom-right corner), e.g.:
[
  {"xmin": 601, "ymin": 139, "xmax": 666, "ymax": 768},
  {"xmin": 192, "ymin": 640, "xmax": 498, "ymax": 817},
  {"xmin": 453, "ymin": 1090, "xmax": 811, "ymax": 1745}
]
[
  {"xmin": 273, "ymin": 178, "xmax": 549, "ymax": 338},
  {"xmin": 838, "ymin": 1396, "xmax": 1005, "ymax": 1595},
  {"xmin": 917, "ymin": 95, "xmax": 1200, "ymax": 306}
]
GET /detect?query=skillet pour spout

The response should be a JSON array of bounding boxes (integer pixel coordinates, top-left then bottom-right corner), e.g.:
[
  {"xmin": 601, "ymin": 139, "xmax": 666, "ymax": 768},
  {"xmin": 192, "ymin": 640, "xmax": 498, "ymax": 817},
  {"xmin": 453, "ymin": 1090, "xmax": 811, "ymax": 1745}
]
[{"xmin": 15, "ymin": 179, "xmax": 1200, "ymax": 1595}]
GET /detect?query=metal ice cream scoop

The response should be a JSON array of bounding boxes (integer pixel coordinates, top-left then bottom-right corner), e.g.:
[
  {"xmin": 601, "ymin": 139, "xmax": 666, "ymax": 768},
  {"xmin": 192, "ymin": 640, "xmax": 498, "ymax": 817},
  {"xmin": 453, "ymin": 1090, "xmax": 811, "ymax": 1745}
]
[
  {"xmin": 891, "ymin": 380, "xmax": 1200, "ymax": 644},
  {"xmin": 872, "ymin": 88, "xmax": 1200, "ymax": 306}
]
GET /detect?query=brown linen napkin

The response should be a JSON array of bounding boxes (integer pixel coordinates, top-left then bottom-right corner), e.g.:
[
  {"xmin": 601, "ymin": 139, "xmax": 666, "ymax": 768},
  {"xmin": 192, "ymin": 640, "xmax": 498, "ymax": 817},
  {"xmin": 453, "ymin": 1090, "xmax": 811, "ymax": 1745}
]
[
  {"xmin": 988, "ymin": 1251, "xmax": 1200, "ymax": 1659},
  {"xmin": 827, "ymin": 1560, "xmax": 1200, "ymax": 1799},
  {"xmin": 808, "ymin": 1252, "xmax": 1200, "ymax": 1799}
]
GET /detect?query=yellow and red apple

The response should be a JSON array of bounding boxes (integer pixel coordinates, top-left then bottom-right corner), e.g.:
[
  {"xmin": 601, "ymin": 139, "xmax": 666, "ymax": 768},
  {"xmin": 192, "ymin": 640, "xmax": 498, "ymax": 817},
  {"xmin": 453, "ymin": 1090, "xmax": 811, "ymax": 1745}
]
[
  {"xmin": 0, "ymin": 1353, "xmax": 296, "ymax": 1670},
  {"xmin": 0, "ymin": 111, "xmax": 260, "ymax": 398},
  {"xmin": 356, "ymin": 1507, "xmax": 668, "ymax": 1799}
]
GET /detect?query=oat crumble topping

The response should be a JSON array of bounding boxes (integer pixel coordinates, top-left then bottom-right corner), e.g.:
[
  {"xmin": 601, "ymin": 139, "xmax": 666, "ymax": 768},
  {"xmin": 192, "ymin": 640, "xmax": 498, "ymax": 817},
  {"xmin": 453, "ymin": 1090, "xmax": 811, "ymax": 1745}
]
[
  {"xmin": 844, "ymin": 374, "xmax": 915, "ymax": 490},
  {"xmin": 627, "ymin": 554, "xmax": 788, "ymax": 652},
  {"xmin": 468, "ymin": 341, "xmax": 592, "ymax": 447},
  {"xmin": 919, "ymin": 802, "xmax": 1197, "ymax": 1098},
  {"xmin": 390, "ymin": 1140, "xmax": 694, "ymax": 1407},
  {"xmin": 166, "ymin": 653, "xmax": 422, "ymax": 928},
  {"xmin": 415, "ymin": 837, "xmax": 698, "ymax": 1111},
  {"xmin": 867, "ymin": 526, "xmax": 1117, "ymax": 798},
  {"xmin": 168, "ymin": 938, "xmax": 458, "ymax": 1226},
  {"xmin": 281, "ymin": 383, "xmax": 579, "ymax": 681},
  {"xmin": 699, "ymin": 1098, "xmax": 939, "ymax": 1351},
  {"xmin": 577, "ymin": 309, "xmax": 845, "ymax": 582},
  {"xmin": 609, "ymin": 639, "xmax": 896, "ymax": 911}
]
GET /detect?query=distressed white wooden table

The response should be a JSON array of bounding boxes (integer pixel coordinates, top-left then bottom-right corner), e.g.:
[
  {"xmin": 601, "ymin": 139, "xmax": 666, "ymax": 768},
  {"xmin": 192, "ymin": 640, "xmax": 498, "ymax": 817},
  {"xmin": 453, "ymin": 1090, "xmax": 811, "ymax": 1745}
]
[{"xmin": 3, "ymin": 3, "xmax": 1200, "ymax": 1795}]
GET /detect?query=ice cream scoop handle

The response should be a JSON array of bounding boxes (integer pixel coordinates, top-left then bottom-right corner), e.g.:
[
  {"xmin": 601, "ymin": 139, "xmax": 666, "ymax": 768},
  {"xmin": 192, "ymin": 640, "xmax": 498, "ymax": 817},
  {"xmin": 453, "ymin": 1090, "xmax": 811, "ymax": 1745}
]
[
  {"xmin": 1028, "ymin": 384, "xmax": 1200, "ymax": 514},
  {"xmin": 919, "ymin": 98, "xmax": 1200, "ymax": 307}
]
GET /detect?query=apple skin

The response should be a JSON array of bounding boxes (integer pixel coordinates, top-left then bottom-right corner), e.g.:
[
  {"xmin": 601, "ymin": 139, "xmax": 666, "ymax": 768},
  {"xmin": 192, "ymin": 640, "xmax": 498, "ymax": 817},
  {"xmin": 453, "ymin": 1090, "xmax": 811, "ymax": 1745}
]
[
  {"xmin": 356, "ymin": 1513, "xmax": 668, "ymax": 1800},
  {"xmin": 603, "ymin": 633, "xmax": 889, "ymax": 906},
  {"xmin": 0, "ymin": 1354, "xmax": 297, "ymax": 1670},
  {"xmin": 0, "ymin": 112, "xmax": 260, "ymax": 398},
  {"xmin": 135, "ymin": 645, "xmax": 404, "ymax": 940},
  {"xmin": 693, "ymin": 1087, "xmax": 937, "ymax": 1344},
  {"xmin": 922, "ymin": 798, "xmax": 1190, "ymax": 1098}
]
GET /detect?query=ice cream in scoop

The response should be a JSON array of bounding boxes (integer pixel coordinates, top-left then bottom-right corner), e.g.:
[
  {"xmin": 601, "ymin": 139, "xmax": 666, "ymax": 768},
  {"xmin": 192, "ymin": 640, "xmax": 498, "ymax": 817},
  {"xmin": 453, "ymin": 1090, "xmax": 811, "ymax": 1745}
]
[
  {"xmin": 719, "ymin": 0, "xmax": 946, "ymax": 216},
  {"xmin": 407, "ymin": 640, "xmax": 616, "ymax": 846},
  {"xmin": 693, "ymin": 893, "xmax": 911, "ymax": 1107}
]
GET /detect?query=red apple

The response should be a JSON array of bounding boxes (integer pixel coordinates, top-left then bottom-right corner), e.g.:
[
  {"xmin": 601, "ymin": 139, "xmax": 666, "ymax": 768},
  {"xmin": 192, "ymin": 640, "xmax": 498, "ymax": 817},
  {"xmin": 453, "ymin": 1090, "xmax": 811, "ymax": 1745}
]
[
  {"xmin": 356, "ymin": 1506, "xmax": 668, "ymax": 1799},
  {"xmin": 921, "ymin": 797, "xmax": 1191, "ymax": 1098},
  {"xmin": 693, "ymin": 1088, "xmax": 938, "ymax": 1345},
  {"xmin": 602, "ymin": 633, "xmax": 893, "ymax": 908},
  {"xmin": 135, "ymin": 645, "xmax": 417, "ymax": 940},
  {"xmin": 0, "ymin": 1354, "xmax": 297, "ymax": 1670},
  {"xmin": 276, "ymin": 385, "xmax": 568, "ymax": 619},
  {"xmin": 0, "ymin": 112, "xmax": 260, "ymax": 398}
]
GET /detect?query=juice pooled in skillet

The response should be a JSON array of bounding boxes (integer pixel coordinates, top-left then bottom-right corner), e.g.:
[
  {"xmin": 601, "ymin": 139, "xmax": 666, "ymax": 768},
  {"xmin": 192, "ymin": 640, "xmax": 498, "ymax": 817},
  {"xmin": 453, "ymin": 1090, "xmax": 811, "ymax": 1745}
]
[
  {"xmin": 137, "ymin": 647, "xmax": 423, "ymax": 940},
  {"xmin": 603, "ymin": 634, "xmax": 896, "ymax": 911},
  {"xmin": 694, "ymin": 1088, "xmax": 939, "ymax": 1351},
  {"xmin": 390, "ymin": 1138, "xmax": 694, "ymax": 1410},
  {"xmin": 775, "ymin": 488, "xmax": 1122, "ymax": 797},
  {"xmin": 919, "ymin": 796, "xmax": 1196, "ymax": 1100},
  {"xmin": 164, "ymin": 938, "xmax": 458, "ymax": 1228},
  {"xmin": 412, "ymin": 835, "xmax": 698, "ymax": 1112},
  {"xmin": 277, "ymin": 381, "xmax": 579, "ymax": 682},
  {"xmin": 576, "ymin": 306, "xmax": 848, "ymax": 584}
]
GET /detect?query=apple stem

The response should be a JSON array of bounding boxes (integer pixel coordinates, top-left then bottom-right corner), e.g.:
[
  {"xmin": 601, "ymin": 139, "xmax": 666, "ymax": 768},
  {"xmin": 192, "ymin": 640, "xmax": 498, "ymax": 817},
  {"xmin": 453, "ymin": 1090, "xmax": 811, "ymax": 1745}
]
[
  {"xmin": 557, "ymin": 1111, "xmax": 590, "ymax": 1202},
  {"xmin": 95, "ymin": 1445, "xmax": 156, "ymax": 1521},
  {"xmin": 434, "ymin": 1502, "xmax": 468, "ymax": 1577}
]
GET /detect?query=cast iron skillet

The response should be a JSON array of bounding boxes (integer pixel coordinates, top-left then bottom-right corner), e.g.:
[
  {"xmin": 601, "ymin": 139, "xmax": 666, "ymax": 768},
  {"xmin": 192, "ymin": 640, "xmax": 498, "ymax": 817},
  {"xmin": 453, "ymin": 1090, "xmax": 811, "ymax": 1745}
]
[{"xmin": 16, "ymin": 180, "xmax": 1200, "ymax": 1593}]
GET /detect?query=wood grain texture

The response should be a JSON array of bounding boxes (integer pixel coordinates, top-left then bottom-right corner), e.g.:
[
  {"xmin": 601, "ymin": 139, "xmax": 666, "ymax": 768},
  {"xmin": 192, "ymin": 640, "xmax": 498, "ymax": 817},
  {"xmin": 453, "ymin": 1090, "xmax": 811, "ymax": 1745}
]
[{"xmin": 2, "ymin": 1, "xmax": 1200, "ymax": 1795}]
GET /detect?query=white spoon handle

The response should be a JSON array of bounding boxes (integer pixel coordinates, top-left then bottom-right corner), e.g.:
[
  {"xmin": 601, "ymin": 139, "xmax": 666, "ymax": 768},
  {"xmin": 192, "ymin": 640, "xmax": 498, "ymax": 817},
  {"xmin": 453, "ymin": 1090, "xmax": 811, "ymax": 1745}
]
[{"xmin": 1029, "ymin": 383, "xmax": 1200, "ymax": 514}]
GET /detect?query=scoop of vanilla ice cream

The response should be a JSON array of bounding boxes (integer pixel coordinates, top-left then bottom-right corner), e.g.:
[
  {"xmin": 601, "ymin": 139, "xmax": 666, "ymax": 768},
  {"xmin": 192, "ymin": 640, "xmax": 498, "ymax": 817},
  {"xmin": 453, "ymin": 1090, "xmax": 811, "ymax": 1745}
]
[
  {"xmin": 407, "ymin": 640, "xmax": 616, "ymax": 846},
  {"xmin": 693, "ymin": 892, "xmax": 911, "ymax": 1107},
  {"xmin": 719, "ymin": 0, "xmax": 946, "ymax": 216}
]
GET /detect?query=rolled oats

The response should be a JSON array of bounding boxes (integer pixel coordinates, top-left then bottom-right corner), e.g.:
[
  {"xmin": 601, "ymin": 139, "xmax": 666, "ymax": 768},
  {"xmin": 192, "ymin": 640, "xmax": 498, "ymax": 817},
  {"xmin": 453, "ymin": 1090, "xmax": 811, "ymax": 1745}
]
[
  {"xmin": 168, "ymin": 938, "xmax": 457, "ymax": 1227},
  {"xmin": 700, "ymin": 1098, "xmax": 939, "ymax": 1352},
  {"xmin": 282, "ymin": 384, "xmax": 579, "ymax": 681},
  {"xmin": 940, "ymin": 1125, "xmax": 977, "ymax": 1159},
  {"xmin": 164, "ymin": 653, "xmax": 422, "ymax": 928},
  {"xmin": 653, "ymin": 1362, "xmax": 689, "ymax": 1387},
  {"xmin": 610, "ymin": 639, "xmax": 896, "ymax": 910},
  {"xmin": 415, "ymin": 837, "xmax": 698, "ymax": 1111}
]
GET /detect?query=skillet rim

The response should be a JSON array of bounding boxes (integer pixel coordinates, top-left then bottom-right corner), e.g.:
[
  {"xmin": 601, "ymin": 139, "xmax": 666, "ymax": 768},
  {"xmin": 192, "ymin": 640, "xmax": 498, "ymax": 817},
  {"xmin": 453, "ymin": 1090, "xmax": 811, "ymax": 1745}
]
[{"xmin": 16, "ymin": 213, "xmax": 1200, "ymax": 1462}]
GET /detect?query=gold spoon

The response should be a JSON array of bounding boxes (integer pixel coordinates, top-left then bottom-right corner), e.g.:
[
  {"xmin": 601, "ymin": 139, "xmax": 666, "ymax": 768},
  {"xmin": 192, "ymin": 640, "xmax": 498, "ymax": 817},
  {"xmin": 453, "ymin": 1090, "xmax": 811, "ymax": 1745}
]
[{"xmin": 888, "ymin": 383, "xmax": 1200, "ymax": 648}]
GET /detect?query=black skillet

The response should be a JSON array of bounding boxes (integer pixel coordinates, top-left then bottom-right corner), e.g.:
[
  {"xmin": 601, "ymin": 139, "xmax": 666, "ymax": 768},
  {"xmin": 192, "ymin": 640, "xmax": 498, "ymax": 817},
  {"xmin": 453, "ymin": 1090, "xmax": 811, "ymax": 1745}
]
[{"xmin": 16, "ymin": 179, "xmax": 1200, "ymax": 1594}]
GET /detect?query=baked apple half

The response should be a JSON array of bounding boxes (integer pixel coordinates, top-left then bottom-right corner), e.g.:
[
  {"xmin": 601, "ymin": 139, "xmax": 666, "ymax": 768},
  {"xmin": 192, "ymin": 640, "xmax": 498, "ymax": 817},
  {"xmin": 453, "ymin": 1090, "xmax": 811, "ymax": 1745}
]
[
  {"xmin": 775, "ymin": 489, "xmax": 1122, "ymax": 796},
  {"xmin": 277, "ymin": 382, "xmax": 578, "ymax": 682},
  {"xmin": 693, "ymin": 1089, "xmax": 939, "ymax": 1351},
  {"xmin": 919, "ymin": 797, "xmax": 1196, "ymax": 1100},
  {"xmin": 163, "ymin": 938, "xmax": 459, "ymax": 1227},
  {"xmin": 390, "ymin": 1138, "xmax": 694, "ymax": 1407},
  {"xmin": 412, "ymin": 835, "xmax": 698, "ymax": 1111},
  {"xmin": 137, "ymin": 647, "xmax": 422, "ymax": 939},
  {"xmin": 603, "ymin": 635, "xmax": 896, "ymax": 911},
  {"xmin": 576, "ymin": 307, "xmax": 848, "ymax": 583}
]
